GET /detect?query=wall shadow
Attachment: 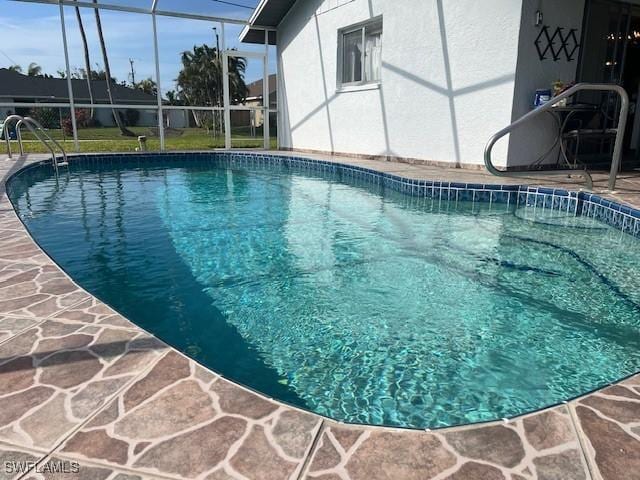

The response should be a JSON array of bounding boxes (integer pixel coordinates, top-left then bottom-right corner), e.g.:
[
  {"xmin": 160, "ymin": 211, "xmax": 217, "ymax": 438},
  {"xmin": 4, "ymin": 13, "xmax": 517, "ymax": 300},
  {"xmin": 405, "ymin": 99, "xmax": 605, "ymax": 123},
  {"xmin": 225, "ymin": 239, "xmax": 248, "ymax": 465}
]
[
  {"xmin": 283, "ymin": 0, "xmax": 515, "ymax": 165},
  {"xmin": 314, "ymin": 14, "xmax": 335, "ymax": 152}
]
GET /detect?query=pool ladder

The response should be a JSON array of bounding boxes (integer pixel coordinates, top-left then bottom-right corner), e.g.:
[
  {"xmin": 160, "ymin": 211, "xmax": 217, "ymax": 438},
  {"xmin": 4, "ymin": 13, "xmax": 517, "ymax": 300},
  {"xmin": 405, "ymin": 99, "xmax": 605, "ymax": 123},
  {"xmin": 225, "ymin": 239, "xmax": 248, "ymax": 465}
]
[
  {"xmin": 2, "ymin": 114, "xmax": 69, "ymax": 172},
  {"xmin": 484, "ymin": 83, "xmax": 630, "ymax": 192}
]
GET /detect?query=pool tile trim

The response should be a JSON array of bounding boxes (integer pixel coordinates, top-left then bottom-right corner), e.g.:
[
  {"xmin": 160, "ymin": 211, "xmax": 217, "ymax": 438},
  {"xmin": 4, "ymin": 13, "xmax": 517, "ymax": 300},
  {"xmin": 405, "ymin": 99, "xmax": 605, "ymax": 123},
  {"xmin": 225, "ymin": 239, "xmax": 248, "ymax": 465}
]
[{"xmin": 9, "ymin": 151, "xmax": 639, "ymax": 238}]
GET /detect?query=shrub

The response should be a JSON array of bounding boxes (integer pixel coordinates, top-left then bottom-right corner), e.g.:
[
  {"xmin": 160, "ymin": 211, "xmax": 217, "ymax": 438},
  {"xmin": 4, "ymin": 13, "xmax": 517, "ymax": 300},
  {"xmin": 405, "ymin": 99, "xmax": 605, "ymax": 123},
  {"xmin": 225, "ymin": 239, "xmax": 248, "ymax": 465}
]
[{"xmin": 61, "ymin": 108, "xmax": 98, "ymax": 136}]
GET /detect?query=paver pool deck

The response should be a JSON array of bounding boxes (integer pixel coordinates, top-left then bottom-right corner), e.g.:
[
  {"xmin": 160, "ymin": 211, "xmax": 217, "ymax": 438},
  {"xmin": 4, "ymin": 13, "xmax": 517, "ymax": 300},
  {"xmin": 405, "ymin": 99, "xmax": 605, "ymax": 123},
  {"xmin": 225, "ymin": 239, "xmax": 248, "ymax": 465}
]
[{"xmin": 1, "ymin": 152, "xmax": 640, "ymax": 480}]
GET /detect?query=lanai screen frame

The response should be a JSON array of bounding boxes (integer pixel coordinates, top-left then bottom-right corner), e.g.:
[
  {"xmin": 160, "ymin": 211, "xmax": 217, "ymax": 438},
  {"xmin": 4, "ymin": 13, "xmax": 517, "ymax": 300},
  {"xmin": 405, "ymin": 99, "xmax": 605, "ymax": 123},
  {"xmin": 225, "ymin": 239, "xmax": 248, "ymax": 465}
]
[{"xmin": 3, "ymin": 0, "xmax": 276, "ymax": 151}]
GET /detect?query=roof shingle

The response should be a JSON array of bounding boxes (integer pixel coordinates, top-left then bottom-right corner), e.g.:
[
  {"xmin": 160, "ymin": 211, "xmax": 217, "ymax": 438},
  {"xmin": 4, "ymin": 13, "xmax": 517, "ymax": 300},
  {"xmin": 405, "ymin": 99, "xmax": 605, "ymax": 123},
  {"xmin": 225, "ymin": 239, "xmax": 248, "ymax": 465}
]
[{"xmin": 0, "ymin": 68, "xmax": 157, "ymax": 104}]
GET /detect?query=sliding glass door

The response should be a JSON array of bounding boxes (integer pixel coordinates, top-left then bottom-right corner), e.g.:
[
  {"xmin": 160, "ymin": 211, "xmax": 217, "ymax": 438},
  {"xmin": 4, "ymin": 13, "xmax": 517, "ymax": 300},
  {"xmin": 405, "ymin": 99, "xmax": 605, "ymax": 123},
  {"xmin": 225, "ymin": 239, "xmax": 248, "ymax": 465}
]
[{"xmin": 579, "ymin": 0, "xmax": 640, "ymax": 161}]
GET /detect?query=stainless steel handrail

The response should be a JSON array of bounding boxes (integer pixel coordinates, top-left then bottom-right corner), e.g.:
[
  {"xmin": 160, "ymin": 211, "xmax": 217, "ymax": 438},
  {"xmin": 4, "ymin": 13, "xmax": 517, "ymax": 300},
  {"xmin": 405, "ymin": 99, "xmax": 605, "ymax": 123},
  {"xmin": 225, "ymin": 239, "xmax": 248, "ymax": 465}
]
[
  {"xmin": 3, "ymin": 114, "xmax": 24, "ymax": 159},
  {"xmin": 16, "ymin": 119, "xmax": 60, "ymax": 173},
  {"xmin": 3, "ymin": 114, "xmax": 68, "ymax": 171},
  {"xmin": 484, "ymin": 83, "xmax": 630, "ymax": 191},
  {"xmin": 22, "ymin": 117, "xmax": 69, "ymax": 168}
]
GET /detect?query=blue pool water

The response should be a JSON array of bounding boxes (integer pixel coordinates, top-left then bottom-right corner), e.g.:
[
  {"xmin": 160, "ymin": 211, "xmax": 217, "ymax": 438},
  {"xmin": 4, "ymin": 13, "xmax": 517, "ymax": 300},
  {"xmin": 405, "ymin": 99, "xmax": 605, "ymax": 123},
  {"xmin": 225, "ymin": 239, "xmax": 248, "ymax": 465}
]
[{"xmin": 8, "ymin": 156, "xmax": 640, "ymax": 429}]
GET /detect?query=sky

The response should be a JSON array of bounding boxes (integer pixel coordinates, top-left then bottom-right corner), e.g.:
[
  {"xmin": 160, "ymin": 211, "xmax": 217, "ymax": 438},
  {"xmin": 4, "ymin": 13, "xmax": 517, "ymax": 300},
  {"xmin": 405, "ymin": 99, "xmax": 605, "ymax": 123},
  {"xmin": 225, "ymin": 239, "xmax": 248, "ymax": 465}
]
[{"xmin": 0, "ymin": 0, "xmax": 275, "ymax": 97}]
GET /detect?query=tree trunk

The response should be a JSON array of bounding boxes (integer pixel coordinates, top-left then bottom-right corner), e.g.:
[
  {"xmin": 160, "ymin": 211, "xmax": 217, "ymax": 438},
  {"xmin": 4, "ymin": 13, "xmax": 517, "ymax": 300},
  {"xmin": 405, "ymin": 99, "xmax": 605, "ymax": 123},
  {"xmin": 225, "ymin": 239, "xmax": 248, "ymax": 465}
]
[
  {"xmin": 75, "ymin": 3, "xmax": 94, "ymax": 117},
  {"xmin": 192, "ymin": 110, "xmax": 203, "ymax": 128},
  {"xmin": 181, "ymin": 93, "xmax": 201, "ymax": 127},
  {"xmin": 93, "ymin": 0, "xmax": 135, "ymax": 136}
]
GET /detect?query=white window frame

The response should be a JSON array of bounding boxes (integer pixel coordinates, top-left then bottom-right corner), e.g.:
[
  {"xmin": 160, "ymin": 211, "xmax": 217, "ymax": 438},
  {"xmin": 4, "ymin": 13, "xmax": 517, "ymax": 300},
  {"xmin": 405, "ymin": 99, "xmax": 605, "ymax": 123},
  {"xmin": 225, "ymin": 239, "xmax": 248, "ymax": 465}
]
[{"xmin": 337, "ymin": 16, "xmax": 382, "ymax": 91}]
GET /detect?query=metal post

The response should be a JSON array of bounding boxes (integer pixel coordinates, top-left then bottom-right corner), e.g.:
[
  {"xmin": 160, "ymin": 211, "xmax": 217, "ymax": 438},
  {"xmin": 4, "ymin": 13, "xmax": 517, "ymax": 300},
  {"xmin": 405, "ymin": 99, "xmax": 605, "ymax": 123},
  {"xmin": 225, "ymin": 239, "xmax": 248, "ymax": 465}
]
[
  {"xmin": 221, "ymin": 22, "xmax": 231, "ymax": 149},
  {"xmin": 609, "ymin": 93, "xmax": 630, "ymax": 190},
  {"xmin": 16, "ymin": 122, "xmax": 24, "ymax": 156},
  {"xmin": 152, "ymin": 13, "xmax": 165, "ymax": 151},
  {"xmin": 4, "ymin": 119, "xmax": 14, "ymax": 159},
  {"xmin": 59, "ymin": 1, "xmax": 79, "ymax": 152},
  {"xmin": 276, "ymin": 41, "xmax": 281, "ymax": 150},
  {"xmin": 213, "ymin": 26, "xmax": 221, "ymax": 140},
  {"xmin": 263, "ymin": 29, "xmax": 270, "ymax": 150},
  {"xmin": 5, "ymin": 134, "xmax": 12, "ymax": 159}
]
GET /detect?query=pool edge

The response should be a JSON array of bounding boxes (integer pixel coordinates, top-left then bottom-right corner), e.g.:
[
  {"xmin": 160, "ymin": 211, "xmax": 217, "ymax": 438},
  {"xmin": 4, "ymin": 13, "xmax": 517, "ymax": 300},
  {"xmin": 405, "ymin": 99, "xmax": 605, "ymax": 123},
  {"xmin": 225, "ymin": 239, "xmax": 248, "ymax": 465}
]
[{"xmin": 0, "ymin": 152, "xmax": 634, "ymax": 479}]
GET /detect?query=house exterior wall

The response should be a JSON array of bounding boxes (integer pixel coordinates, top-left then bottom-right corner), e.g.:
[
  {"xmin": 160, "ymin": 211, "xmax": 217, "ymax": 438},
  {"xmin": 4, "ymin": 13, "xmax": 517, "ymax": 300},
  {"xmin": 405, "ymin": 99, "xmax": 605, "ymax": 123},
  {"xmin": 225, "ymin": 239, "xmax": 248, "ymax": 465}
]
[
  {"xmin": 94, "ymin": 108, "xmax": 160, "ymax": 128},
  {"xmin": 277, "ymin": 0, "xmax": 524, "ymax": 167},
  {"xmin": 1, "ymin": 103, "xmax": 188, "ymax": 130},
  {"xmin": 165, "ymin": 110, "xmax": 189, "ymax": 129},
  {"xmin": 1, "ymin": 103, "xmax": 16, "ymax": 119}
]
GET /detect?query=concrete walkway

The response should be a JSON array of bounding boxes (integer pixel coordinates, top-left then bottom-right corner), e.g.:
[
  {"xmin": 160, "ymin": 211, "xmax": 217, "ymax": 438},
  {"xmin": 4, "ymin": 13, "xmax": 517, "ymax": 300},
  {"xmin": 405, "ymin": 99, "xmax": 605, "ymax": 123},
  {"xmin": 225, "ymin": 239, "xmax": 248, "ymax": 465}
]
[{"xmin": 0, "ymin": 153, "xmax": 639, "ymax": 480}]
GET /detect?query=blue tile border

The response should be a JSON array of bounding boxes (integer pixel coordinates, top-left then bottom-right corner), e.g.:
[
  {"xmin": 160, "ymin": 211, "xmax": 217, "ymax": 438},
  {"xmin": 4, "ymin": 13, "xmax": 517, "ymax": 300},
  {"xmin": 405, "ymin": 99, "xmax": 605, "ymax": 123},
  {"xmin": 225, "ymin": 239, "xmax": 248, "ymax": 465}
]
[{"xmin": 7, "ymin": 151, "xmax": 640, "ymax": 237}]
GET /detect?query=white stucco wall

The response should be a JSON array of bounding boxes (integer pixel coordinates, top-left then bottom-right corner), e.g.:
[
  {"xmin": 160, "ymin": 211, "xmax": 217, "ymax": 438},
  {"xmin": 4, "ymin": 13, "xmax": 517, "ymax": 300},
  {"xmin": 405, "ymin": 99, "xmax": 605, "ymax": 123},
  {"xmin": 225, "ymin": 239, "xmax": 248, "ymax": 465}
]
[
  {"xmin": 277, "ymin": 0, "xmax": 523, "ymax": 167},
  {"xmin": 507, "ymin": 0, "xmax": 586, "ymax": 167}
]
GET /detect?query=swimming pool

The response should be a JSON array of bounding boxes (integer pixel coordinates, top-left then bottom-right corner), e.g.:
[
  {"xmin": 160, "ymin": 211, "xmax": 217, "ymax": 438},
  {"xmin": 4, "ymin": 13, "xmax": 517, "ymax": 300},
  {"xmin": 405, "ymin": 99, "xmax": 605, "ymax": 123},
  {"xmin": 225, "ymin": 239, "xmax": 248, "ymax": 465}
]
[{"xmin": 7, "ymin": 153, "xmax": 640, "ymax": 429}]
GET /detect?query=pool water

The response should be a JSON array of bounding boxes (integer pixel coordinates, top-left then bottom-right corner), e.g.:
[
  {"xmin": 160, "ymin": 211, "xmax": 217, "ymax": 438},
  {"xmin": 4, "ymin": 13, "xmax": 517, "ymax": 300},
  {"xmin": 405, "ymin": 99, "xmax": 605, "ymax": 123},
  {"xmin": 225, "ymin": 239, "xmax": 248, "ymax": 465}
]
[{"xmin": 9, "ymin": 158, "xmax": 640, "ymax": 429}]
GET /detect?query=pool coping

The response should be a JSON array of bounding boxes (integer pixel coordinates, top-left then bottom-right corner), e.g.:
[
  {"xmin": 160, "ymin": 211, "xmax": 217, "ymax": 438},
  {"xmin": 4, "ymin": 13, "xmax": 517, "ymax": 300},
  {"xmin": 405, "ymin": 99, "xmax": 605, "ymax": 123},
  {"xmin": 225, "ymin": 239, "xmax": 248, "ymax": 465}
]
[{"xmin": 0, "ymin": 151, "xmax": 638, "ymax": 479}]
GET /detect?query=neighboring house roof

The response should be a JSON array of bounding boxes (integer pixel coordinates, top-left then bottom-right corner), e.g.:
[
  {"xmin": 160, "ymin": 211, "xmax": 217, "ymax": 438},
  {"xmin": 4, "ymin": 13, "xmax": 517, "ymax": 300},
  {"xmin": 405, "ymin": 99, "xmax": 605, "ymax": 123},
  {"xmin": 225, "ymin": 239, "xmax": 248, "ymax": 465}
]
[
  {"xmin": 0, "ymin": 68, "xmax": 157, "ymax": 104},
  {"xmin": 240, "ymin": 0, "xmax": 294, "ymax": 44},
  {"xmin": 245, "ymin": 74, "xmax": 277, "ymax": 100}
]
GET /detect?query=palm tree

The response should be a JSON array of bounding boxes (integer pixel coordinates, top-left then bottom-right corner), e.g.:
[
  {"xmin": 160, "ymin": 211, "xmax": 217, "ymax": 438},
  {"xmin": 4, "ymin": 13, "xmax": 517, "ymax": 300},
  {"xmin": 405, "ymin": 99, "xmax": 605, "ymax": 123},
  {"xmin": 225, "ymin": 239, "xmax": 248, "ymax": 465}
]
[
  {"xmin": 75, "ymin": 1, "xmax": 95, "ymax": 116},
  {"xmin": 92, "ymin": 0, "xmax": 135, "ymax": 136},
  {"xmin": 7, "ymin": 65, "xmax": 22, "ymax": 73},
  {"xmin": 27, "ymin": 63, "xmax": 42, "ymax": 76},
  {"xmin": 176, "ymin": 44, "xmax": 248, "ymax": 127},
  {"xmin": 136, "ymin": 78, "xmax": 157, "ymax": 96},
  {"xmin": 227, "ymin": 55, "xmax": 249, "ymax": 104},
  {"xmin": 165, "ymin": 90, "xmax": 183, "ymax": 106}
]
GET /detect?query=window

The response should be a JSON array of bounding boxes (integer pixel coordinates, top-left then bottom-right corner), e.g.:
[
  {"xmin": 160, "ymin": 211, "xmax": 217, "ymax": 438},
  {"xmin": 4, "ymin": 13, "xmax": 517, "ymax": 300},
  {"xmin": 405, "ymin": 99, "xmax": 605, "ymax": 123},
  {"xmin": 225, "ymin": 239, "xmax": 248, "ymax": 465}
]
[{"xmin": 338, "ymin": 18, "xmax": 382, "ymax": 88}]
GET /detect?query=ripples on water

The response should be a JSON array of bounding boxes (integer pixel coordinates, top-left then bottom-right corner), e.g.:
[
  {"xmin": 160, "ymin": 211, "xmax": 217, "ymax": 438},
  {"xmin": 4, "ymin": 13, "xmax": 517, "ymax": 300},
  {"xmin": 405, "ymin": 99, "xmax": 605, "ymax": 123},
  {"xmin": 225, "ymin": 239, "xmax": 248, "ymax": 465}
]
[{"xmin": 9, "ymin": 160, "xmax": 640, "ymax": 428}]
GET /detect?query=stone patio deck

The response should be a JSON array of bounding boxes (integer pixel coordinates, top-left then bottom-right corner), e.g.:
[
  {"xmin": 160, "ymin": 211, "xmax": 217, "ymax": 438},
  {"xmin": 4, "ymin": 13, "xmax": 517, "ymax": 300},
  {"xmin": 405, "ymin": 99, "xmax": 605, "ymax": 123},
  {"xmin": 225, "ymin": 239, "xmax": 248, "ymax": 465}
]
[{"xmin": 1, "ymin": 152, "xmax": 640, "ymax": 480}]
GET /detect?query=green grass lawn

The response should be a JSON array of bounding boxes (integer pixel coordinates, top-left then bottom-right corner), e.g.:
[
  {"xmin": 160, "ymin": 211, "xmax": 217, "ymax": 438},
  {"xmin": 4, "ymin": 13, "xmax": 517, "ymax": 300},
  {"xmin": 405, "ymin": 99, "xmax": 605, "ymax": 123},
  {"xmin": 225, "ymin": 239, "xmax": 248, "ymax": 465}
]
[{"xmin": 10, "ymin": 126, "xmax": 276, "ymax": 154}]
